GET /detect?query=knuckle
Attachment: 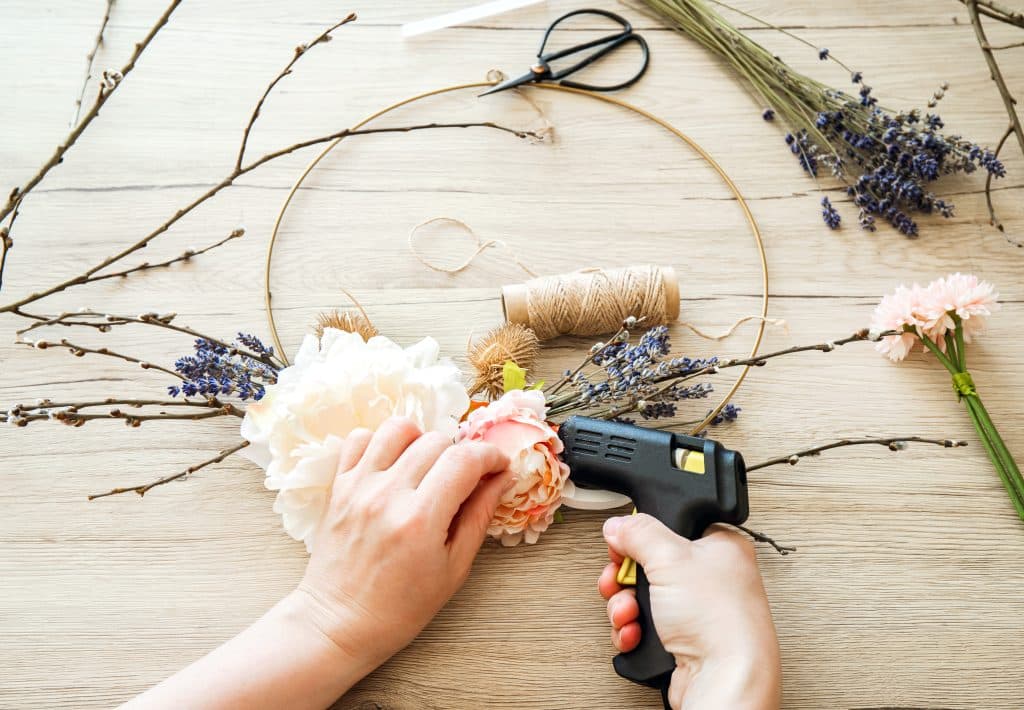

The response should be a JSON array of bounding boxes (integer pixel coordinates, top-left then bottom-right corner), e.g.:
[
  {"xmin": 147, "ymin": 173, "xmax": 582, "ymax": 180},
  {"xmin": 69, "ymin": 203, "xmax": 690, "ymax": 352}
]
[
  {"xmin": 444, "ymin": 443, "xmax": 483, "ymax": 471},
  {"xmin": 385, "ymin": 415, "xmax": 421, "ymax": 437}
]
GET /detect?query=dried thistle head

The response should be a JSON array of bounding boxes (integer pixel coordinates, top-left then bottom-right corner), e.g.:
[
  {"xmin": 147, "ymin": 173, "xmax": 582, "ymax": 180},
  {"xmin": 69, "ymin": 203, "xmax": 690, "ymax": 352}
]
[
  {"xmin": 468, "ymin": 323, "xmax": 540, "ymax": 398},
  {"xmin": 314, "ymin": 309, "xmax": 378, "ymax": 341}
]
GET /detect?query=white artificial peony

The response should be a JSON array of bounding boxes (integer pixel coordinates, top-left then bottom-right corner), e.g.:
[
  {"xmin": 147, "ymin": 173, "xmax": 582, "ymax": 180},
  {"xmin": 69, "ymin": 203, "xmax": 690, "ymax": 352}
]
[{"xmin": 241, "ymin": 328, "xmax": 470, "ymax": 551}]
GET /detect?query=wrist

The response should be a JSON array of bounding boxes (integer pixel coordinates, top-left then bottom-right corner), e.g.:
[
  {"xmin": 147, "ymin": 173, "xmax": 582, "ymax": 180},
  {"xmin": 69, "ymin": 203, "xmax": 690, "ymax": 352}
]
[{"xmin": 678, "ymin": 647, "xmax": 781, "ymax": 710}]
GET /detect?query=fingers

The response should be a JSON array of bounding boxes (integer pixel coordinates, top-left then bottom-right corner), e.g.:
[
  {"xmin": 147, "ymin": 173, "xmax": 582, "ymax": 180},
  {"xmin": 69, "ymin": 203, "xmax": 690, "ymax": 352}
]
[
  {"xmin": 336, "ymin": 428, "xmax": 373, "ymax": 474},
  {"xmin": 446, "ymin": 468, "xmax": 515, "ymax": 569},
  {"xmin": 358, "ymin": 417, "xmax": 423, "ymax": 471},
  {"xmin": 603, "ymin": 513, "xmax": 688, "ymax": 571},
  {"xmin": 607, "ymin": 588, "xmax": 638, "ymax": 630},
  {"xmin": 419, "ymin": 441, "xmax": 510, "ymax": 522},
  {"xmin": 612, "ymin": 621, "xmax": 642, "ymax": 654},
  {"xmin": 394, "ymin": 431, "xmax": 453, "ymax": 487},
  {"xmin": 598, "ymin": 561, "xmax": 623, "ymax": 600}
]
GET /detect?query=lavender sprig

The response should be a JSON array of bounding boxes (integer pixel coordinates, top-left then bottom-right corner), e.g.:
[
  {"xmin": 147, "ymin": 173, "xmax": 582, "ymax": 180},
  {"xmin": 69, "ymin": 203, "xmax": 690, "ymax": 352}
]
[{"xmin": 168, "ymin": 333, "xmax": 278, "ymax": 401}]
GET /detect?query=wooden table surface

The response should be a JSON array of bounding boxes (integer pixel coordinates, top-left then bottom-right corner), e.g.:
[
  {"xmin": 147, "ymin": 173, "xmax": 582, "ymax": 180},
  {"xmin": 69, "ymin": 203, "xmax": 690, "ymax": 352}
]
[{"xmin": 2, "ymin": 1, "xmax": 1023, "ymax": 708}]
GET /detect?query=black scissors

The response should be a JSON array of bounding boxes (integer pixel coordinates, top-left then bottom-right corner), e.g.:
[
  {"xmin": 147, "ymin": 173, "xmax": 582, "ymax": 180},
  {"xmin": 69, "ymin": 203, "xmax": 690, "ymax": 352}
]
[{"xmin": 479, "ymin": 8, "xmax": 650, "ymax": 97}]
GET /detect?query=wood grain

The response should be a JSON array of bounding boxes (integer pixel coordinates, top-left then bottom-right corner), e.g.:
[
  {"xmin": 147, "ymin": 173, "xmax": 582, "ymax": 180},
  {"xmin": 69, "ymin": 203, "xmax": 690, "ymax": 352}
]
[{"xmin": 1, "ymin": 1, "xmax": 1023, "ymax": 708}]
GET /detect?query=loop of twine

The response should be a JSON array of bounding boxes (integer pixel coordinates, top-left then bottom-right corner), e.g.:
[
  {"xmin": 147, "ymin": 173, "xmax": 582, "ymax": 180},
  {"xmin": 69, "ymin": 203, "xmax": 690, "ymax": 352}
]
[{"xmin": 408, "ymin": 216, "xmax": 538, "ymax": 277}]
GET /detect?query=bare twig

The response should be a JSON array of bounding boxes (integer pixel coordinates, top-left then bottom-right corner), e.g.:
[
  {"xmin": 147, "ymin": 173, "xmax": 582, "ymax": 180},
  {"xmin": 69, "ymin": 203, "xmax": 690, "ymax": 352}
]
[
  {"xmin": 236, "ymin": 13, "xmax": 357, "ymax": 171},
  {"xmin": 16, "ymin": 310, "xmax": 282, "ymax": 369},
  {"xmin": 18, "ymin": 338, "xmax": 185, "ymax": 381},
  {"xmin": 964, "ymin": 1, "xmax": 1024, "ymax": 157},
  {"xmin": 15, "ymin": 407, "xmax": 240, "ymax": 427},
  {"xmin": 746, "ymin": 436, "xmax": 968, "ymax": 473},
  {"xmin": 972, "ymin": 0, "xmax": 1024, "ymax": 29},
  {"xmin": 88, "ymin": 440, "xmax": 250, "ymax": 499},
  {"xmin": 552, "ymin": 329, "xmax": 898, "ymax": 419},
  {"xmin": 0, "ymin": 0, "xmax": 181, "ymax": 290},
  {"xmin": 85, "ymin": 227, "xmax": 245, "ymax": 283},
  {"xmin": 12, "ymin": 397, "xmax": 227, "ymax": 413},
  {"xmin": 983, "ymin": 125, "xmax": 1022, "ymax": 245},
  {"xmin": 0, "ymin": 121, "xmax": 543, "ymax": 315},
  {"xmin": 72, "ymin": 0, "xmax": 115, "ymax": 126},
  {"xmin": 735, "ymin": 524, "xmax": 796, "ymax": 555}
]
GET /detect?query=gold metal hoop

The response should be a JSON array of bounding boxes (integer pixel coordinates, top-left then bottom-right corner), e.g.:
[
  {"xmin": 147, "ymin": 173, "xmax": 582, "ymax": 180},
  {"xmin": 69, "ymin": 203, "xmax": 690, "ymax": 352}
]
[{"xmin": 264, "ymin": 80, "xmax": 769, "ymax": 434}]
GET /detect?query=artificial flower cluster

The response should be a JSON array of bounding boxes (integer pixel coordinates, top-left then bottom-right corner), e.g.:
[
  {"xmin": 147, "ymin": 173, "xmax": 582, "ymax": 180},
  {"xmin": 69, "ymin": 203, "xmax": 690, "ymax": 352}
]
[{"xmin": 870, "ymin": 273, "xmax": 999, "ymax": 362}]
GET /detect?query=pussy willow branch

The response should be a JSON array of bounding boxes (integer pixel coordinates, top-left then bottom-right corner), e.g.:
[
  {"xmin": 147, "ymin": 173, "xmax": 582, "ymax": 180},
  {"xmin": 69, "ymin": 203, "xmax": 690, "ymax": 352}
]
[
  {"xmin": 0, "ymin": 0, "xmax": 181, "ymax": 291},
  {"xmin": 17, "ymin": 310, "xmax": 282, "ymax": 370},
  {"xmin": 14, "ymin": 407, "xmax": 239, "ymax": 428},
  {"xmin": 88, "ymin": 440, "xmax": 250, "ymax": 499},
  {"xmin": 0, "ymin": 120, "xmax": 542, "ymax": 316},
  {"xmin": 0, "ymin": 8, "xmax": 542, "ymax": 315},
  {"xmin": 84, "ymin": 228, "xmax": 246, "ymax": 283},
  {"xmin": 236, "ymin": 13, "xmax": 357, "ymax": 171},
  {"xmin": 549, "ymin": 329, "xmax": 897, "ymax": 418},
  {"xmin": 746, "ymin": 436, "xmax": 968, "ymax": 473},
  {"xmin": 19, "ymin": 338, "xmax": 185, "ymax": 381},
  {"xmin": 72, "ymin": 0, "xmax": 115, "ymax": 126},
  {"xmin": 970, "ymin": 0, "xmax": 1024, "ymax": 29}
]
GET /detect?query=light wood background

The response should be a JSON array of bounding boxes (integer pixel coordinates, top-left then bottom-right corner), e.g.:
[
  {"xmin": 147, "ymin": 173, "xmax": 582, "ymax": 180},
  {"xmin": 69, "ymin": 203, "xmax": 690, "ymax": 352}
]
[{"xmin": 2, "ymin": 1, "xmax": 1023, "ymax": 708}]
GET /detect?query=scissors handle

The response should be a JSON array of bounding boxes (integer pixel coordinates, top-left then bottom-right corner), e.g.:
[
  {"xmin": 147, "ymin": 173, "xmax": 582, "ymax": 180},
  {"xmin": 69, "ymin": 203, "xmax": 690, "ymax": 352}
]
[{"xmin": 536, "ymin": 9, "xmax": 650, "ymax": 92}]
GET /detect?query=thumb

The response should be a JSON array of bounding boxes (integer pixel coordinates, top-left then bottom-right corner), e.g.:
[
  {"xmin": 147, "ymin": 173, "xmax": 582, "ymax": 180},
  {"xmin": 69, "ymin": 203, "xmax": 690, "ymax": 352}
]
[{"xmin": 603, "ymin": 513, "xmax": 687, "ymax": 571}]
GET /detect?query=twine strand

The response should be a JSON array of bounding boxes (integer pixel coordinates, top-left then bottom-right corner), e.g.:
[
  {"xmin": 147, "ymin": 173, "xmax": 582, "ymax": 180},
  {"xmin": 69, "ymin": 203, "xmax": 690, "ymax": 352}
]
[{"xmin": 408, "ymin": 216, "xmax": 538, "ymax": 277}]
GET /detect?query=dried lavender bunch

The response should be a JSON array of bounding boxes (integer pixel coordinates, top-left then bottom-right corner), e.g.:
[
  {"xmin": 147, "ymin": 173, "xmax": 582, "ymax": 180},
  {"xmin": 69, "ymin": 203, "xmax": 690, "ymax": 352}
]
[
  {"xmin": 639, "ymin": 0, "xmax": 1006, "ymax": 237},
  {"xmin": 168, "ymin": 333, "xmax": 279, "ymax": 401},
  {"xmin": 544, "ymin": 320, "xmax": 729, "ymax": 423}
]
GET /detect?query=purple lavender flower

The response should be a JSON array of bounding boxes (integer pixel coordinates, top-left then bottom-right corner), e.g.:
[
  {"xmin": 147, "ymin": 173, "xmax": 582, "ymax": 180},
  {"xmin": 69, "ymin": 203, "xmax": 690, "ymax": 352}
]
[
  {"xmin": 762, "ymin": 108, "xmax": 775, "ymax": 121},
  {"xmin": 818, "ymin": 47, "xmax": 829, "ymax": 60},
  {"xmin": 821, "ymin": 196, "xmax": 841, "ymax": 229},
  {"xmin": 169, "ymin": 334, "xmax": 279, "ymax": 401}
]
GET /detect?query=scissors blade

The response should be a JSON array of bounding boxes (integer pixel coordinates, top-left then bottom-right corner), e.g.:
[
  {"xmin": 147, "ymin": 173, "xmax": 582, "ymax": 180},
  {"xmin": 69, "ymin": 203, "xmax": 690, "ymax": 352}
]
[{"xmin": 477, "ymin": 69, "xmax": 540, "ymax": 97}]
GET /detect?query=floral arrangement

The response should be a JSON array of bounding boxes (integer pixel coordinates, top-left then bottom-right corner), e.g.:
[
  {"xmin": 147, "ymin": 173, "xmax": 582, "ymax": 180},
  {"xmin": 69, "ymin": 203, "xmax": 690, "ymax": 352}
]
[
  {"xmin": 1, "ymin": 2, "xmax": 1013, "ymax": 560},
  {"xmin": 638, "ymin": 0, "xmax": 1009, "ymax": 238},
  {"xmin": 871, "ymin": 273, "xmax": 1022, "ymax": 519}
]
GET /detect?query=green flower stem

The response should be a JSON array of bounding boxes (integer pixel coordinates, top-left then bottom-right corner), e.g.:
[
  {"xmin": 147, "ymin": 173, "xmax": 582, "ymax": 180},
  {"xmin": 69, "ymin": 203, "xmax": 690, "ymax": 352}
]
[
  {"xmin": 964, "ymin": 394, "xmax": 1024, "ymax": 519},
  {"xmin": 919, "ymin": 334, "xmax": 959, "ymax": 375}
]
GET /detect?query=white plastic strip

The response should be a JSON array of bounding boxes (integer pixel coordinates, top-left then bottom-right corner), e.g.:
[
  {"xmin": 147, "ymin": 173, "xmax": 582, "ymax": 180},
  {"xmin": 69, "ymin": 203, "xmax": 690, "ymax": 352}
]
[{"xmin": 401, "ymin": 0, "xmax": 544, "ymax": 38}]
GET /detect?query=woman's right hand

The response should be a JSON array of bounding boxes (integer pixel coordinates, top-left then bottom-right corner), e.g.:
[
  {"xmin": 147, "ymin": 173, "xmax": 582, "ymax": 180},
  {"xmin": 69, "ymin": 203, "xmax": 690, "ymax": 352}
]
[{"xmin": 599, "ymin": 514, "xmax": 782, "ymax": 710}]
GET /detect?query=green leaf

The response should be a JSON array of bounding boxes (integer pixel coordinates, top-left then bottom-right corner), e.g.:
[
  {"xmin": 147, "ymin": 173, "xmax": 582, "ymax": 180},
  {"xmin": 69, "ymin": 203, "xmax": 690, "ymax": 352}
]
[
  {"xmin": 554, "ymin": 509, "xmax": 565, "ymax": 524},
  {"xmin": 502, "ymin": 360, "xmax": 527, "ymax": 392},
  {"xmin": 528, "ymin": 379, "xmax": 545, "ymax": 390}
]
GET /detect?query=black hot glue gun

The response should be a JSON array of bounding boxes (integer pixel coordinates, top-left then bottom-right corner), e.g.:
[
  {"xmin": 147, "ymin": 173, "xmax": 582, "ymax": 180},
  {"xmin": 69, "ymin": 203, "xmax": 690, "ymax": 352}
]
[{"xmin": 557, "ymin": 415, "xmax": 749, "ymax": 705}]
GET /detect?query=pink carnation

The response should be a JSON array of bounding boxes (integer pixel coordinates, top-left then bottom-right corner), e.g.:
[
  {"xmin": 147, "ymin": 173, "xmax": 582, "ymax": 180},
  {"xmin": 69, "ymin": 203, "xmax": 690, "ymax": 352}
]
[
  {"xmin": 871, "ymin": 273, "xmax": 999, "ymax": 362},
  {"xmin": 457, "ymin": 389, "xmax": 571, "ymax": 546},
  {"xmin": 922, "ymin": 272, "xmax": 999, "ymax": 343}
]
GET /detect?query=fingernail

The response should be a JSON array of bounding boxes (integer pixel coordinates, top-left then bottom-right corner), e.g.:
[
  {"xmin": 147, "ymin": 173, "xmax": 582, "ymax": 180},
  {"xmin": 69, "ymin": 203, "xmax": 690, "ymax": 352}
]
[{"xmin": 603, "ymin": 516, "xmax": 624, "ymax": 537}]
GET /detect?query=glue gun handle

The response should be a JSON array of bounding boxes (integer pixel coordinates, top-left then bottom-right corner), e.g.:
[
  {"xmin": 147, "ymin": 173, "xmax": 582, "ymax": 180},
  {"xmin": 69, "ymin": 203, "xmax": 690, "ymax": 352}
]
[{"xmin": 612, "ymin": 564, "xmax": 675, "ymax": 706}]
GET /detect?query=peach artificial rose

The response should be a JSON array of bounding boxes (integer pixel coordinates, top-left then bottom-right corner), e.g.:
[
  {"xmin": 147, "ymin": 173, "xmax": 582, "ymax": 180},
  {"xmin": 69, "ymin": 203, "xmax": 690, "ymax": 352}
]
[{"xmin": 457, "ymin": 389, "xmax": 573, "ymax": 546}]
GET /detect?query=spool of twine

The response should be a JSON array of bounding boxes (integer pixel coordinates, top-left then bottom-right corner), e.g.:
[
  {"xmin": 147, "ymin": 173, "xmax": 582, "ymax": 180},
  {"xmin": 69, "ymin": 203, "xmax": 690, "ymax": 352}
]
[{"xmin": 501, "ymin": 265, "xmax": 679, "ymax": 340}]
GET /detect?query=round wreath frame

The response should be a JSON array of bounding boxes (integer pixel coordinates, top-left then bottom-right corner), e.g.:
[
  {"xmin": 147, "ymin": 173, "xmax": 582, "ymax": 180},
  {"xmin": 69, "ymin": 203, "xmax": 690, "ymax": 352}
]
[{"xmin": 262, "ymin": 80, "xmax": 770, "ymax": 435}]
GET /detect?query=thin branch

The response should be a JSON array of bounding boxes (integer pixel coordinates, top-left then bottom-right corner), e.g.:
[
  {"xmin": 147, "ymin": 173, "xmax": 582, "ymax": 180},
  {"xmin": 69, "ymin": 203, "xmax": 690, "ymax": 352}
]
[
  {"xmin": 560, "ymin": 329, "xmax": 898, "ymax": 419},
  {"xmin": 19, "ymin": 338, "xmax": 185, "ymax": 381},
  {"xmin": 0, "ymin": 0, "xmax": 181, "ymax": 289},
  {"xmin": 14, "ymin": 407, "xmax": 240, "ymax": 427},
  {"xmin": 746, "ymin": 436, "xmax": 968, "ymax": 473},
  {"xmin": 11, "ymin": 397, "xmax": 228, "ymax": 413},
  {"xmin": 88, "ymin": 440, "xmax": 250, "ymax": 499},
  {"xmin": 984, "ymin": 125, "xmax": 1023, "ymax": 246},
  {"xmin": 984, "ymin": 40, "xmax": 1024, "ymax": 50},
  {"xmin": 735, "ymin": 524, "xmax": 796, "ymax": 556},
  {"xmin": 84, "ymin": 227, "xmax": 245, "ymax": 283},
  {"xmin": 72, "ymin": 0, "xmax": 115, "ymax": 126},
  {"xmin": 965, "ymin": 1, "xmax": 1024, "ymax": 159},
  {"xmin": 16, "ymin": 310, "xmax": 281, "ymax": 369},
  {"xmin": 236, "ymin": 13, "xmax": 357, "ymax": 171},
  {"xmin": 972, "ymin": 0, "xmax": 1024, "ymax": 29},
  {"xmin": 0, "ymin": 121, "xmax": 543, "ymax": 315}
]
